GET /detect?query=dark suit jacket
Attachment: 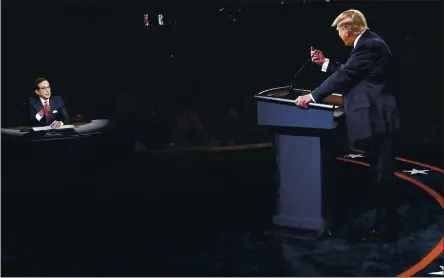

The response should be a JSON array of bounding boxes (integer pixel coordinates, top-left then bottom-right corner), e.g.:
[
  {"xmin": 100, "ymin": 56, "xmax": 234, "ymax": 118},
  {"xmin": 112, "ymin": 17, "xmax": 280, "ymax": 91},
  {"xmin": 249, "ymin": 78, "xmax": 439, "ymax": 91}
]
[
  {"xmin": 28, "ymin": 95, "xmax": 70, "ymax": 126},
  {"xmin": 311, "ymin": 29, "xmax": 400, "ymax": 143}
]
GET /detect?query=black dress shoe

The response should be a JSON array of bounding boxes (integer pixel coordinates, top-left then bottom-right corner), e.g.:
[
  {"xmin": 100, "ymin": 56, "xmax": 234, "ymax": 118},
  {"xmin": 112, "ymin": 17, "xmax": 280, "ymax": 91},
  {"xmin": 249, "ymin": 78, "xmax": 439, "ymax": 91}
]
[{"xmin": 359, "ymin": 228, "xmax": 399, "ymax": 243}]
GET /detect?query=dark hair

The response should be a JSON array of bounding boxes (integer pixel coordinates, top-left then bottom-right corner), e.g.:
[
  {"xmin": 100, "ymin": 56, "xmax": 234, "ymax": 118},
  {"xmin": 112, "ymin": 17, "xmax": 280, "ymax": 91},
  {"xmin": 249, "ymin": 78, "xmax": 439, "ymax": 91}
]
[{"xmin": 35, "ymin": 77, "xmax": 48, "ymax": 90}]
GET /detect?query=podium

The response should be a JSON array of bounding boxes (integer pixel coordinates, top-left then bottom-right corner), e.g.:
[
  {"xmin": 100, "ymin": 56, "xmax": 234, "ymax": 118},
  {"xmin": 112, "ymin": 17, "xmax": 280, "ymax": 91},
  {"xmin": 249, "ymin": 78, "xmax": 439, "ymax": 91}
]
[{"xmin": 254, "ymin": 86, "xmax": 343, "ymax": 238}]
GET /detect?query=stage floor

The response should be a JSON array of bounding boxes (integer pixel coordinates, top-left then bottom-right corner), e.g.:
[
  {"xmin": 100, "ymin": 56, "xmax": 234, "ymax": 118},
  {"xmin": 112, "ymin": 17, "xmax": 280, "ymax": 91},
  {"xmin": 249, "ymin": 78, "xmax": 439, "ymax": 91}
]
[{"xmin": 2, "ymin": 143, "xmax": 443, "ymax": 276}]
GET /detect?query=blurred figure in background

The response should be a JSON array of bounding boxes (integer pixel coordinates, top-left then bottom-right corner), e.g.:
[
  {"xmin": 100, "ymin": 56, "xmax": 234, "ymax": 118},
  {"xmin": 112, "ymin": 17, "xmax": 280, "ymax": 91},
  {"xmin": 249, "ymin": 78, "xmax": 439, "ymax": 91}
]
[
  {"xmin": 170, "ymin": 105, "xmax": 206, "ymax": 147},
  {"xmin": 221, "ymin": 107, "xmax": 244, "ymax": 146}
]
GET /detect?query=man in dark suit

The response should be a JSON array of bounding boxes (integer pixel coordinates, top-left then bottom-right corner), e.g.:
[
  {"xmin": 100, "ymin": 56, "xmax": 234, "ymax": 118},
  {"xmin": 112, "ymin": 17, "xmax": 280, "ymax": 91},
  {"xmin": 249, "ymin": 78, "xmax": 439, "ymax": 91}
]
[
  {"xmin": 28, "ymin": 77, "xmax": 69, "ymax": 127},
  {"xmin": 295, "ymin": 10, "xmax": 400, "ymax": 242}
]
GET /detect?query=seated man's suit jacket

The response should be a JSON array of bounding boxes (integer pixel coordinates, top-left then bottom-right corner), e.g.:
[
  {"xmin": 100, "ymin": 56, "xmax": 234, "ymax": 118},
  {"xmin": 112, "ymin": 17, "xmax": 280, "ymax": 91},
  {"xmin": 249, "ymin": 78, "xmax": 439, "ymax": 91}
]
[
  {"xmin": 28, "ymin": 96, "xmax": 70, "ymax": 126},
  {"xmin": 311, "ymin": 29, "xmax": 400, "ymax": 143}
]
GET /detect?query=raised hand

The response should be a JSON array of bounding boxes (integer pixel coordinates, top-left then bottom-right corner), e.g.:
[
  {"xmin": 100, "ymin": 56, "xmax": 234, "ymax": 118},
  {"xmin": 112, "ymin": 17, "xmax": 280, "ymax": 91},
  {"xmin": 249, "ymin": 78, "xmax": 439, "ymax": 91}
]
[{"xmin": 310, "ymin": 46, "xmax": 326, "ymax": 66}]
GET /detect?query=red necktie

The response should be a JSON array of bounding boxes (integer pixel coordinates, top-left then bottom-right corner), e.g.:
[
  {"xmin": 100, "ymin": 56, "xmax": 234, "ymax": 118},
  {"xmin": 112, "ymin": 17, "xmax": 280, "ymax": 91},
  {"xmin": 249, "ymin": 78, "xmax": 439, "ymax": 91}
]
[{"xmin": 44, "ymin": 101, "xmax": 50, "ymax": 124}]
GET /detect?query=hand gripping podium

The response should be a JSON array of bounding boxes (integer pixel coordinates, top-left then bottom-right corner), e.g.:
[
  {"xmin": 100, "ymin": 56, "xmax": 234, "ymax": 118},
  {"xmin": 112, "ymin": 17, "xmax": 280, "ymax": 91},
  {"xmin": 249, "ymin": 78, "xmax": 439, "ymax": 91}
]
[{"xmin": 254, "ymin": 86, "xmax": 343, "ymax": 238}]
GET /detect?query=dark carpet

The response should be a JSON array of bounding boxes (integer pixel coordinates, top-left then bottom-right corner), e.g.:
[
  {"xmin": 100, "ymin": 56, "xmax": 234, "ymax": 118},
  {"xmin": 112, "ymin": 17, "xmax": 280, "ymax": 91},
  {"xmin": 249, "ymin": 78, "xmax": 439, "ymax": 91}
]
[{"xmin": 2, "ymin": 143, "xmax": 443, "ymax": 276}]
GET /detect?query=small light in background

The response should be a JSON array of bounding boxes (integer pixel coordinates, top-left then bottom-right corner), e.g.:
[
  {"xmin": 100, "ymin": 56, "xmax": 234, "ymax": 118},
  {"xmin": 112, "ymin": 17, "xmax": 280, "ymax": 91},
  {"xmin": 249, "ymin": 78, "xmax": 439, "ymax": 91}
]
[
  {"xmin": 281, "ymin": 0, "xmax": 284, "ymax": 4},
  {"xmin": 158, "ymin": 13, "xmax": 164, "ymax": 25},
  {"xmin": 220, "ymin": 8, "xmax": 225, "ymax": 11},
  {"xmin": 326, "ymin": 0, "xmax": 330, "ymax": 2}
]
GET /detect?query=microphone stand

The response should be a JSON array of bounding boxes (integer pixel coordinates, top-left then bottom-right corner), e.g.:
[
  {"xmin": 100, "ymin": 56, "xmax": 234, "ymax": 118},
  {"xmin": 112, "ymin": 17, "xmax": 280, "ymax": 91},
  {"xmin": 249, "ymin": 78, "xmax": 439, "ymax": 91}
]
[{"xmin": 288, "ymin": 49, "xmax": 319, "ymax": 93}]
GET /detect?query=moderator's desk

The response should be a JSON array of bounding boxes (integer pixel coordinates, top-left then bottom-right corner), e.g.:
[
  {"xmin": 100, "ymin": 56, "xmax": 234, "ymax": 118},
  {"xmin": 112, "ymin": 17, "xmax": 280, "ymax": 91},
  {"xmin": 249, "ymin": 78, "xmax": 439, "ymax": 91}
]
[
  {"xmin": 254, "ymin": 86, "xmax": 344, "ymax": 238},
  {"xmin": 2, "ymin": 119, "xmax": 112, "ymax": 184},
  {"xmin": 1, "ymin": 119, "xmax": 110, "ymax": 141}
]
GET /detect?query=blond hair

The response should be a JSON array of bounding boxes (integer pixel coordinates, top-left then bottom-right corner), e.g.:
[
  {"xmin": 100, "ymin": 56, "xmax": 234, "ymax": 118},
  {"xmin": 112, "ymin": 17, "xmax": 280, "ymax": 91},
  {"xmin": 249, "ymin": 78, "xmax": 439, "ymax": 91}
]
[{"xmin": 332, "ymin": 9, "xmax": 368, "ymax": 35}]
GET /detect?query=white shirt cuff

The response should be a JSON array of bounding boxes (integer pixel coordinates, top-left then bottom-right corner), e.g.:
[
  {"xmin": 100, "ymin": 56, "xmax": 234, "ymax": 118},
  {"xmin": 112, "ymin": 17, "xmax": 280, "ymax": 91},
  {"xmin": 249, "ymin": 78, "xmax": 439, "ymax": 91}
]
[
  {"xmin": 310, "ymin": 93, "xmax": 316, "ymax": 103},
  {"xmin": 321, "ymin": 58, "xmax": 330, "ymax": 72},
  {"xmin": 36, "ymin": 113, "xmax": 43, "ymax": 121},
  {"xmin": 59, "ymin": 121, "xmax": 64, "ymax": 126}
]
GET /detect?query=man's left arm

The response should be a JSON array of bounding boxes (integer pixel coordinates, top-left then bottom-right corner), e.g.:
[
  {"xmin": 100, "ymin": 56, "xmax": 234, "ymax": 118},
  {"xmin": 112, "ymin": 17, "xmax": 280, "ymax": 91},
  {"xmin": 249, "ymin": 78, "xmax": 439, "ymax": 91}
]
[{"xmin": 310, "ymin": 41, "xmax": 381, "ymax": 103}]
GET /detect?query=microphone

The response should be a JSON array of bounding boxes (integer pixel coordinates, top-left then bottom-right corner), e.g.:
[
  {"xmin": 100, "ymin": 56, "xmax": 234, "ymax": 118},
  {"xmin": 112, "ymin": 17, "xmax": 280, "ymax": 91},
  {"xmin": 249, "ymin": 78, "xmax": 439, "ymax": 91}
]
[{"xmin": 288, "ymin": 48, "xmax": 319, "ymax": 93}]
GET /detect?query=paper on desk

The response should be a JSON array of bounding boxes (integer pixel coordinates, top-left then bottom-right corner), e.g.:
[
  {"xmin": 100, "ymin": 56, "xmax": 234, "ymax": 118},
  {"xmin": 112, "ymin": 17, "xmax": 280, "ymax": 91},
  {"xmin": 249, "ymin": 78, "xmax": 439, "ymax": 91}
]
[
  {"xmin": 56, "ymin": 125, "xmax": 75, "ymax": 129},
  {"xmin": 31, "ymin": 125, "xmax": 75, "ymax": 131},
  {"xmin": 32, "ymin": 126, "xmax": 53, "ymax": 131}
]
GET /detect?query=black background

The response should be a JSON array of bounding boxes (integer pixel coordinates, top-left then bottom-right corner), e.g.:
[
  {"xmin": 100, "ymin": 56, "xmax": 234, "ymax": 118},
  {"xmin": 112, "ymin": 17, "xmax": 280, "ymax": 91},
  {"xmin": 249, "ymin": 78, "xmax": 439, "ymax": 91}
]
[{"xmin": 2, "ymin": 0, "xmax": 443, "ymax": 155}]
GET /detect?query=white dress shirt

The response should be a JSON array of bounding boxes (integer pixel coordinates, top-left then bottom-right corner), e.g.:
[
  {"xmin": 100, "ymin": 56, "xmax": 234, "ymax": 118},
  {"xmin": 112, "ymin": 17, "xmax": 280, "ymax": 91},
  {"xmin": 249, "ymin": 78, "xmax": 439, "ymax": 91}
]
[
  {"xmin": 35, "ymin": 97, "xmax": 64, "ymax": 126},
  {"xmin": 310, "ymin": 30, "xmax": 365, "ymax": 102}
]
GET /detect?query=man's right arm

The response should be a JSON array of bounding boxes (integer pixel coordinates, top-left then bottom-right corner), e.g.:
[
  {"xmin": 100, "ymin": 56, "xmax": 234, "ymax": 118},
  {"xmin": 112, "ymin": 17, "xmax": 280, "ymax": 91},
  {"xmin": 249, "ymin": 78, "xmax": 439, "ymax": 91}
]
[
  {"xmin": 35, "ymin": 111, "xmax": 43, "ymax": 121},
  {"xmin": 309, "ymin": 59, "xmax": 342, "ymax": 102},
  {"xmin": 309, "ymin": 48, "xmax": 343, "ymax": 102},
  {"xmin": 311, "ymin": 47, "xmax": 342, "ymax": 74},
  {"xmin": 28, "ymin": 98, "xmax": 43, "ymax": 123},
  {"xmin": 321, "ymin": 59, "xmax": 342, "ymax": 74}
]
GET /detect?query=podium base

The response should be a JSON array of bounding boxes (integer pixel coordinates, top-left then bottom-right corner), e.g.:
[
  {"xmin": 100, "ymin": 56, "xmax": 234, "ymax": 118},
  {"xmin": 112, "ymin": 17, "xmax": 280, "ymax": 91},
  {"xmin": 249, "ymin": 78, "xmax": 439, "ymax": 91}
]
[
  {"xmin": 272, "ymin": 227, "xmax": 322, "ymax": 240},
  {"xmin": 272, "ymin": 215, "xmax": 325, "ymax": 240}
]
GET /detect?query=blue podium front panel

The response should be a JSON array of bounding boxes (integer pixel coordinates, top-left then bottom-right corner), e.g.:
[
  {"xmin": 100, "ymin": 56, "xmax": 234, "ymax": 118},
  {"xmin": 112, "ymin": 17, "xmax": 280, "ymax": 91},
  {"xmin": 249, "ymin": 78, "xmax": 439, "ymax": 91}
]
[{"xmin": 273, "ymin": 134, "xmax": 325, "ymax": 232}]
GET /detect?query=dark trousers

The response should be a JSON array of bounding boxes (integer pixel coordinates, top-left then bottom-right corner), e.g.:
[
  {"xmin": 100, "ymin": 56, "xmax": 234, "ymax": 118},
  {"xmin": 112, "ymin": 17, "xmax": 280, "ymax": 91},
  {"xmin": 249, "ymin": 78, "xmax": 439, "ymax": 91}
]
[{"xmin": 355, "ymin": 134, "xmax": 398, "ymax": 230}]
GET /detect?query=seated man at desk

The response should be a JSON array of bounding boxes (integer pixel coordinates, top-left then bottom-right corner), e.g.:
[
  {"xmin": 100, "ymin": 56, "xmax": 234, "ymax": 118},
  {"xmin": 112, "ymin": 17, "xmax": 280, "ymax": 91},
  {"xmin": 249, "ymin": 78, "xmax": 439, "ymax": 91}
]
[{"xmin": 28, "ymin": 77, "xmax": 69, "ymax": 127}]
